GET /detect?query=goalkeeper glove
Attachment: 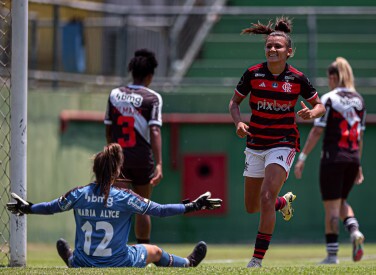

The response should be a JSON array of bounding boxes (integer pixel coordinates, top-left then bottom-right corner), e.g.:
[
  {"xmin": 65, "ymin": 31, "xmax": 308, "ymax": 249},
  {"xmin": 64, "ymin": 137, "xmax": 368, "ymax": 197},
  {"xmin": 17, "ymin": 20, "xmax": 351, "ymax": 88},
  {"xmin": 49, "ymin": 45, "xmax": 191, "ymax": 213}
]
[
  {"xmin": 6, "ymin": 193, "xmax": 33, "ymax": 216},
  {"xmin": 183, "ymin": 191, "xmax": 222, "ymax": 213}
]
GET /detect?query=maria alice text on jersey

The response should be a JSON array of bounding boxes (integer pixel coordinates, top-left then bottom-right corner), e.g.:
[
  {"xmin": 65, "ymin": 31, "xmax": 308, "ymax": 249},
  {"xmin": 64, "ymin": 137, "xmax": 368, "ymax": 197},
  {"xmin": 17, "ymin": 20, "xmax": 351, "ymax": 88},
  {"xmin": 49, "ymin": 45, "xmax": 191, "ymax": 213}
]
[
  {"xmin": 77, "ymin": 208, "xmax": 120, "ymax": 218},
  {"xmin": 77, "ymin": 193, "xmax": 119, "ymax": 218}
]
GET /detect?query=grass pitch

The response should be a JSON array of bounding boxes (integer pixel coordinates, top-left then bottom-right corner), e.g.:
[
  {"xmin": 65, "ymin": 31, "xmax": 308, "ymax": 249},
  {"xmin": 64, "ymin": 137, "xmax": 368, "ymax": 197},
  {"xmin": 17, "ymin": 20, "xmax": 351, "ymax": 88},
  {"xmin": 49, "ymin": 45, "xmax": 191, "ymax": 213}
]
[{"xmin": 1, "ymin": 243, "xmax": 375, "ymax": 274}]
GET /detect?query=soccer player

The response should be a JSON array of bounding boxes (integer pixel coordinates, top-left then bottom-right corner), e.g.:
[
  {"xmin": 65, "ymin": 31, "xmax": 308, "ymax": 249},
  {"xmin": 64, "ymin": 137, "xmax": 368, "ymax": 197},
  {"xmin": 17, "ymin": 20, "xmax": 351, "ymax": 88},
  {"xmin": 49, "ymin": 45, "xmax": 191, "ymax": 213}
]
[
  {"xmin": 229, "ymin": 16, "xmax": 325, "ymax": 268},
  {"xmin": 7, "ymin": 143, "xmax": 222, "ymax": 268},
  {"xmin": 294, "ymin": 57, "xmax": 366, "ymax": 264},
  {"xmin": 104, "ymin": 49, "xmax": 163, "ymax": 244}
]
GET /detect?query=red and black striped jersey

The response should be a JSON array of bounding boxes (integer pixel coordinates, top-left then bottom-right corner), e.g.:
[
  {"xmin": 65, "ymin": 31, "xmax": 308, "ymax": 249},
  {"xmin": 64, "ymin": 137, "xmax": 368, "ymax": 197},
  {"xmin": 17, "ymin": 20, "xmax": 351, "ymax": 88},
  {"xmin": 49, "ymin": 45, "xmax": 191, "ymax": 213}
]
[
  {"xmin": 314, "ymin": 87, "xmax": 366, "ymax": 164},
  {"xmin": 104, "ymin": 84, "xmax": 162, "ymax": 168},
  {"xmin": 235, "ymin": 62, "xmax": 318, "ymax": 151}
]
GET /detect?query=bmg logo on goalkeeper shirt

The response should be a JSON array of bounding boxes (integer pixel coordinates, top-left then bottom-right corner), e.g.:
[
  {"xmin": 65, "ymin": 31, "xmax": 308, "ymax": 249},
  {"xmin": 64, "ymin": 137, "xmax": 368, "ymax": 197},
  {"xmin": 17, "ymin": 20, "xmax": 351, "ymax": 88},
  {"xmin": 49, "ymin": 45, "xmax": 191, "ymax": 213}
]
[{"xmin": 84, "ymin": 193, "xmax": 114, "ymax": 207}]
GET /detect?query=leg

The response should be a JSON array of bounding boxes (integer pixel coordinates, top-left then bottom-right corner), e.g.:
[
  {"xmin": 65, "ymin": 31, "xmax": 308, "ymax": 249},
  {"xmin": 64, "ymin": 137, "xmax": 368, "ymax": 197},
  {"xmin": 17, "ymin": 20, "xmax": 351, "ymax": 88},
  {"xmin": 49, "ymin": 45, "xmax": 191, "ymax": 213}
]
[
  {"xmin": 340, "ymin": 200, "xmax": 354, "ymax": 220},
  {"xmin": 341, "ymin": 199, "xmax": 364, "ymax": 261},
  {"xmin": 259, "ymin": 163, "xmax": 286, "ymax": 234},
  {"xmin": 247, "ymin": 148, "xmax": 297, "ymax": 268},
  {"xmin": 340, "ymin": 163, "xmax": 365, "ymax": 261},
  {"xmin": 319, "ymin": 162, "xmax": 345, "ymax": 264},
  {"xmin": 144, "ymin": 244, "xmax": 163, "ymax": 264},
  {"xmin": 243, "ymin": 148, "xmax": 265, "ymax": 214},
  {"xmin": 244, "ymin": 173, "xmax": 293, "ymax": 216},
  {"xmin": 323, "ymin": 200, "xmax": 341, "ymax": 234},
  {"xmin": 133, "ymin": 183, "xmax": 153, "ymax": 243},
  {"xmin": 319, "ymin": 199, "xmax": 341, "ymax": 264},
  {"xmin": 248, "ymin": 164, "xmax": 286, "ymax": 268},
  {"xmin": 244, "ymin": 176, "xmax": 263, "ymax": 213},
  {"xmin": 56, "ymin": 238, "xmax": 73, "ymax": 267},
  {"xmin": 145, "ymin": 242, "xmax": 207, "ymax": 267}
]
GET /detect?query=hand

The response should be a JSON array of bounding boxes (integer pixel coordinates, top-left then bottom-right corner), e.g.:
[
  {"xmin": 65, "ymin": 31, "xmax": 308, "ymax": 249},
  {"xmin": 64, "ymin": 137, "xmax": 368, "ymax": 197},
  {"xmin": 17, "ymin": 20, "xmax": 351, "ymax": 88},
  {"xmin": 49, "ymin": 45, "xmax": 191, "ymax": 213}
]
[
  {"xmin": 297, "ymin": 101, "xmax": 314, "ymax": 120},
  {"xmin": 355, "ymin": 166, "xmax": 364, "ymax": 185},
  {"xmin": 236, "ymin": 122, "xmax": 251, "ymax": 138},
  {"xmin": 294, "ymin": 160, "xmax": 305, "ymax": 179},
  {"xmin": 150, "ymin": 164, "xmax": 163, "ymax": 186},
  {"xmin": 184, "ymin": 191, "xmax": 222, "ymax": 213},
  {"xmin": 6, "ymin": 193, "xmax": 33, "ymax": 216}
]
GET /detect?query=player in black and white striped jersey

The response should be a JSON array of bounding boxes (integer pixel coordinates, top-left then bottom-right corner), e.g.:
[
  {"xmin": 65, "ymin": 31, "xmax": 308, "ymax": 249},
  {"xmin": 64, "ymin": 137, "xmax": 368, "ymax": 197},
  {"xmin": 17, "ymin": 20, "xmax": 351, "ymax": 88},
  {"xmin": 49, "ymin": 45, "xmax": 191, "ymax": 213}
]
[
  {"xmin": 295, "ymin": 57, "xmax": 366, "ymax": 264},
  {"xmin": 105, "ymin": 49, "xmax": 163, "ymax": 245}
]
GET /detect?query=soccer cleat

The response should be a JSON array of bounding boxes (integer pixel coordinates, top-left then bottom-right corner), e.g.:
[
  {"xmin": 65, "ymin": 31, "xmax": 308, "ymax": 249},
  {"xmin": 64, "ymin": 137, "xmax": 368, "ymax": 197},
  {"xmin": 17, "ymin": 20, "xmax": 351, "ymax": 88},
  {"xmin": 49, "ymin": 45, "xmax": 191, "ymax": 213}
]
[
  {"xmin": 279, "ymin": 192, "xmax": 296, "ymax": 221},
  {"xmin": 247, "ymin": 257, "xmax": 262, "ymax": 268},
  {"xmin": 319, "ymin": 256, "xmax": 339, "ymax": 264},
  {"xmin": 187, "ymin": 241, "xmax": 207, "ymax": 267},
  {"xmin": 56, "ymin": 238, "xmax": 73, "ymax": 267},
  {"xmin": 351, "ymin": 230, "xmax": 365, "ymax": 262}
]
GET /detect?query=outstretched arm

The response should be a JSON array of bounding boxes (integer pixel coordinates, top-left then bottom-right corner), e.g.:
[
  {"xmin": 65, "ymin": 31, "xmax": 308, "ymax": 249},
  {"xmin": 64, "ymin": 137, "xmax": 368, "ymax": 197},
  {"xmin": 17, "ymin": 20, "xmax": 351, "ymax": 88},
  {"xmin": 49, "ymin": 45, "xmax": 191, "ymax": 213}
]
[
  {"xmin": 7, "ymin": 193, "xmax": 63, "ymax": 216},
  {"xmin": 145, "ymin": 192, "xmax": 222, "ymax": 217}
]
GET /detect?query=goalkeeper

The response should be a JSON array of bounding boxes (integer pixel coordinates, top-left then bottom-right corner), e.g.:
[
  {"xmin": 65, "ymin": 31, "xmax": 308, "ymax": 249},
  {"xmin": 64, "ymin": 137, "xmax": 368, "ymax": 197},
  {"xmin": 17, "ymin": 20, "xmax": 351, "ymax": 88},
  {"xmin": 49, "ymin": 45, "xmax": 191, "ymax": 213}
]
[{"xmin": 7, "ymin": 143, "xmax": 222, "ymax": 268}]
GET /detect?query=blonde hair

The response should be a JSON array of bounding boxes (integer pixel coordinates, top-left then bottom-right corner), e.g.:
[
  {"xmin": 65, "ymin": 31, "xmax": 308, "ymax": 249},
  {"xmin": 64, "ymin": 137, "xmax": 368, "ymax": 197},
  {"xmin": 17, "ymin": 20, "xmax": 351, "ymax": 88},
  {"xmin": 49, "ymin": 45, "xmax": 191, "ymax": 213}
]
[{"xmin": 327, "ymin": 57, "xmax": 355, "ymax": 90}]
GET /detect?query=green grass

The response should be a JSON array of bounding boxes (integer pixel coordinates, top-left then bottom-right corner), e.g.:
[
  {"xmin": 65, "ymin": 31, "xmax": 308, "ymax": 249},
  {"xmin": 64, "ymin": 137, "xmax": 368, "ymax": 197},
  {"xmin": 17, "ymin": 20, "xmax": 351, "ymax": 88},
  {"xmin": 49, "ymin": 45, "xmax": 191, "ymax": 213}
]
[{"xmin": 1, "ymin": 243, "xmax": 375, "ymax": 274}]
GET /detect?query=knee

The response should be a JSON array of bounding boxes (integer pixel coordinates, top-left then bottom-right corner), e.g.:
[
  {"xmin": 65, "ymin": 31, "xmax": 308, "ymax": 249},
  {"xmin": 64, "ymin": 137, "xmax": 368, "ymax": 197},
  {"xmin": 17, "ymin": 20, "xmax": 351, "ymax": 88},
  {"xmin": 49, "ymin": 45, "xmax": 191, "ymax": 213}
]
[
  {"xmin": 246, "ymin": 204, "xmax": 259, "ymax": 214},
  {"xmin": 260, "ymin": 190, "xmax": 275, "ymax": 208},
  {"xmin": 149, "ymin": 245, "xmax": 163, "ymax": 263},
  {"xmin": 245, "ymin": 200, "xmax": 260, "ymax": 213},
  {"xmin": 155, "ymin": 246, "xmax": 162, "ymax": 259}
]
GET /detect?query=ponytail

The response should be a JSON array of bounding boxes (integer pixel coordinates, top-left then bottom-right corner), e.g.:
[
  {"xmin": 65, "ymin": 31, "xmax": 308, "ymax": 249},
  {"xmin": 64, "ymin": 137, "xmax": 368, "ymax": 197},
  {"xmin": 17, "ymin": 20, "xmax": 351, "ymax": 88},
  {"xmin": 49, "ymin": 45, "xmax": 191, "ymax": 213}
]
[
  {"xmin": 92, "ymin": 143, "xmax": 124, "ymax": 206},
  {"xmin": 241, "ymin": 16, "xmax": 294, "ymax": 57},
  {"xmin": 327, "ymin": 57, "xmax": 355, "ymax": 90}
]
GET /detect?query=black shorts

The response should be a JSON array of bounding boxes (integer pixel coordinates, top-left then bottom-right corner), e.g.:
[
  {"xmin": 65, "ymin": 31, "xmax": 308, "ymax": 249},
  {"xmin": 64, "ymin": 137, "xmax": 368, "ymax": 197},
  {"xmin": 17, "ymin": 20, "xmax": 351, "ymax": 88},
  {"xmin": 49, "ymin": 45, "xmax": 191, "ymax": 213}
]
[
  {"xmin": 120, "ymin": 165, "xmax": 154, "ymax": 186},
  {"xmin": 319, "ymin": 162, "xmax": 359, "ymax": 200}
]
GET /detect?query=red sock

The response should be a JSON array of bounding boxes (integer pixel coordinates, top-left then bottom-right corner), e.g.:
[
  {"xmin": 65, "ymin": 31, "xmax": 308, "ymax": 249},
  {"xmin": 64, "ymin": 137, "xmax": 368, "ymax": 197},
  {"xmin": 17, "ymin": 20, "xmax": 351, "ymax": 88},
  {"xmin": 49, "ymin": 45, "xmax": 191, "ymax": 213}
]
[{"xmin": 275, "ymin": 196, "xmax": 287, "ymax": 211}]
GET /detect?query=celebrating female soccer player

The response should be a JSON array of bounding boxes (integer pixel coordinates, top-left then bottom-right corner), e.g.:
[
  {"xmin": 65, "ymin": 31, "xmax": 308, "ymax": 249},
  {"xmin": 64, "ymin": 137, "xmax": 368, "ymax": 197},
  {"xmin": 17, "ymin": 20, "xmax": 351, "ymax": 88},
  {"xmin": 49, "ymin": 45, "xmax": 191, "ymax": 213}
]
[
  {"xmin": 104, "ymin": 49, "xmax": 163, "ymax": 244},
  {"xmin": 7, "ymin": 143, "xmax": 222, "ymax": 268},
  {"xmin": 229, "ymin": 16, "xmax": 325, "ymax": 268},
  {"xmin": 294, "ymin": 57, "xmax": 366, "ymax": 264}
]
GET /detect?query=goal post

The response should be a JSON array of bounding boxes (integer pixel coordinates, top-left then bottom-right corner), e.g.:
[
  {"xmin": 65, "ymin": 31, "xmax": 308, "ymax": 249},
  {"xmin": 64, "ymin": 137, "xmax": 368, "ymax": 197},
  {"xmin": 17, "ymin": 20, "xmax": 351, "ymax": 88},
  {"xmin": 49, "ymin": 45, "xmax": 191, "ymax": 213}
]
[{"xmin": 9, "ymin": 0, "xmax": 28, "ymax": 267}]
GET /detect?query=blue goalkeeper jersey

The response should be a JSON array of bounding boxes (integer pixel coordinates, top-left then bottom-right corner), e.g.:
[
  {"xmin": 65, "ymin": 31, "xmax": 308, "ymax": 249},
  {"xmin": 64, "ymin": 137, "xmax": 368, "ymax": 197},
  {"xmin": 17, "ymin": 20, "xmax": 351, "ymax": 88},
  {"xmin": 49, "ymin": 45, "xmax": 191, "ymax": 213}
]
[{"xmin": 31, "ymin": 183, "xmax": 186, "ymax": 267}]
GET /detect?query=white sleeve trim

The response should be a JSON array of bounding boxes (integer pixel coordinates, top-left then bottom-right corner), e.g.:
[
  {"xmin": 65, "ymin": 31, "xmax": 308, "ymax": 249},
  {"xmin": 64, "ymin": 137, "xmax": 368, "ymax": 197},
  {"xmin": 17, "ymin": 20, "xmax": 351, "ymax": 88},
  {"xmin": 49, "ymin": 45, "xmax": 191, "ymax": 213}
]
[
  {"xmin": 142, "ymin": 200, "xmax": 152, "ymax": 215},
  {"xmin": 149, "ymin": 120, "xmax": 162, "ymax": 127},
  {"xmin": 234, "ymin": 89, "xmax": 246, "ymax": 98}
]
